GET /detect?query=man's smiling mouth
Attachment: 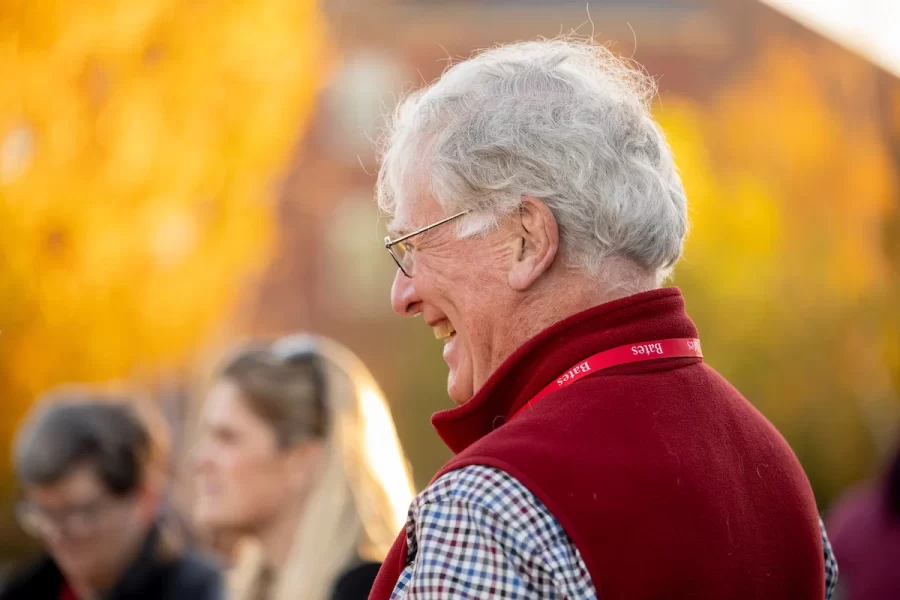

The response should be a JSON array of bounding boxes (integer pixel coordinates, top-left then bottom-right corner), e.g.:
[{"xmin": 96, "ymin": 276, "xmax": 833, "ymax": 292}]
[{"xmin": 432, "ymin": 321, "xmax": 456, "ymax": 341}]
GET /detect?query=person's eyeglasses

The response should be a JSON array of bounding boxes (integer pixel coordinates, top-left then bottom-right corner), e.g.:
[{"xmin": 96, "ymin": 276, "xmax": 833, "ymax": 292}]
[
  {"xmin": 384, "ymin": 209, "xmax": 471, "ymax": 278},
  {"xmin": 16, "ymin": 496, "xmax": 115, "ymax": 539}
]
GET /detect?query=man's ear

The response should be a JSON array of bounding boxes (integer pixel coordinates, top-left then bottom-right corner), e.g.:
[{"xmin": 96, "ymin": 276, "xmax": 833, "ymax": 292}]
[{"xmin": 508, "ymin": 197, "xmax": 559, "ymax": 291}]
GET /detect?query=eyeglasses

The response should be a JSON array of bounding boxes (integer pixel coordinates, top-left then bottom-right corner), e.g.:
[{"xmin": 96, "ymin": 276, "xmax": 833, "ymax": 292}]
[
  {"xmin": 16, "ymin": 496, "xmax": 117, "ymax": 539},
  {"xmin": 384, "ymin": 209, "xmax": 471, "ymax": 278}
]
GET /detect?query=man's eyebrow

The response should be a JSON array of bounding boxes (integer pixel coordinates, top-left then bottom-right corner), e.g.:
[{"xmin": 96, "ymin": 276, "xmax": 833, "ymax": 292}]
[{"xmin": 386, "ymin": 220, "xmax": 408, "ymax": 239}]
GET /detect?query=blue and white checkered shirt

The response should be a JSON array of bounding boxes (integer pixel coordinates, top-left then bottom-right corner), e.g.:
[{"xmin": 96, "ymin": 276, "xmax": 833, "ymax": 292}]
[{"xmin": 391, "ymin": 465, "xmax": 838, "ymax": 599}]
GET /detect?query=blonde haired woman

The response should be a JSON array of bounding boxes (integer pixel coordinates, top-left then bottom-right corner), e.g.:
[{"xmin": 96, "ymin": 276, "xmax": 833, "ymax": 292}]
[{"xmin": 192, "ymin": 334, "xmax": 414, "ymax": 600}]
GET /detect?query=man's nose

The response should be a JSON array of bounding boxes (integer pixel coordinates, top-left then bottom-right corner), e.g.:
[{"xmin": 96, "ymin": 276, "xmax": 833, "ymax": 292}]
[{"xmin": 391, "ymin": 269, "xmax": 421, "ymax": 317}]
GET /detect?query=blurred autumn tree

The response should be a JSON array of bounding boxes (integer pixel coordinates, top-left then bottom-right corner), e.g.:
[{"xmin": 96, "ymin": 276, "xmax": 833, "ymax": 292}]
[
  {"xmin": 0, "ymin": 0, "xmax": 326, "ymax": 511},
  {"xmin": 1, "ymin": 2, "xmax": 898, "ymax": 565},
  {"xmin": 658, "ymin": 35, "xmax": 900, "ymax": 505}
]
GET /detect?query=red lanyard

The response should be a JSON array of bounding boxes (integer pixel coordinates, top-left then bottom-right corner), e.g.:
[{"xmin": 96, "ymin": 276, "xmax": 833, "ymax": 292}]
[{"xmin": 512, "ymin": 338, "xmax": 703, "ymax": 419}]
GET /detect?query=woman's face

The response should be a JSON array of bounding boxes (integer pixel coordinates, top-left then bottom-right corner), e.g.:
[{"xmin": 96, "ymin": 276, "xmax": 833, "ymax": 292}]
[{"xmin": 192, "ymin": 380, "xmax": 297, "ymax": 534}]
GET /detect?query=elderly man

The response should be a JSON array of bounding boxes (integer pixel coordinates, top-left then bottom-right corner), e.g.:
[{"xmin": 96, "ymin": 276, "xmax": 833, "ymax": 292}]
[{"xmin": 371, "ymin": 39, "xmax": 837, "ymax": 600}]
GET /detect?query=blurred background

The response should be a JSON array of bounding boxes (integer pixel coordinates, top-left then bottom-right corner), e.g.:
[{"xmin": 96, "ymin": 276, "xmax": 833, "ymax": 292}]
[{"xmin": 1, "ymin": 0, "xmax": 898, "ymax": 572}]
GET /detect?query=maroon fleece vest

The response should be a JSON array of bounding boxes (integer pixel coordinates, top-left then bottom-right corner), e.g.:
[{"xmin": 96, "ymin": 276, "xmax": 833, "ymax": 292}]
[{"xmin": 370, "ymin": 288, "xmax": 824, "ymax": 599}]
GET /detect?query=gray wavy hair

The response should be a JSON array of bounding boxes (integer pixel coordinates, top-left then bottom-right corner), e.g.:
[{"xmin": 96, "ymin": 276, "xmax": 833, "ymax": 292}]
[{"xmin": 376, "ymin": 38, "xmax": 688, "ymax": 285}]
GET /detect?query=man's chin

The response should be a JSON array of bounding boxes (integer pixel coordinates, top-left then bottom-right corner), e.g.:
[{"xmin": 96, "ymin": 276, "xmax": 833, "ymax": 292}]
[
  {"xmin": 56, "ymin": 552, "xmax": 96, "ymax": 576},
  {"xmin": 447, "ymin": 372, "xmax": 474, "ymax": 406}
]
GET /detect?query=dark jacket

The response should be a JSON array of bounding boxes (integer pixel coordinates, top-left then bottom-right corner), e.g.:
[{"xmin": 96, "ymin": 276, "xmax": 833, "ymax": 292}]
[
  {"xmin": 330, "ymin": 562, "xmax": 381, "ymax": 600},
  {"xmin": 0, "ymin": 526, "xmax": 222, "ymax": 600},
  {"xmin": 372, "ymin": 288, "xmax": 824, "ymax": 599}
]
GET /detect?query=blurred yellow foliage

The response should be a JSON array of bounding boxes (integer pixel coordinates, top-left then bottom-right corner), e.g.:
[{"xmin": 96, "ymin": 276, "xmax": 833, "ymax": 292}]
[
  {"xmin": 658, "ymin": 36, "xmax": 900, "ymax": 502},
  {"xmin": 0, "ymin": 0, "xmax": 326, "ymax": 472}
]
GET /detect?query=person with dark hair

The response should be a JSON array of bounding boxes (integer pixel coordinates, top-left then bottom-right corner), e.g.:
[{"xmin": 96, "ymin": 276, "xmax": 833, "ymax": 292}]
[
  {"xmin": 827, "ymin": 442, "xmax": 900, "ymax": 599},
  {"xmin": 1, "ymin": 389, "xmax": 223, "ymax": 600}
]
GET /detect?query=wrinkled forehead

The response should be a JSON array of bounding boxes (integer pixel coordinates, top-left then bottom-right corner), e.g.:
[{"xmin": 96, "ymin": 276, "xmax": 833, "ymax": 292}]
[
  {"xmin": 387, "ymin": 189, "xmax": 446, "ymax": 237},
  {"xmin": 386, "ymin": 199, "xmax": 413, "ymax": 237}
]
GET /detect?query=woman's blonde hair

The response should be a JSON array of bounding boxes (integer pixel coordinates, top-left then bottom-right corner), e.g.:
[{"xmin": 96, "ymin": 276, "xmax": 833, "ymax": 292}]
[{"xmin": 221, "ymin": 334, "xmax": 414, "ymax": 600}]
